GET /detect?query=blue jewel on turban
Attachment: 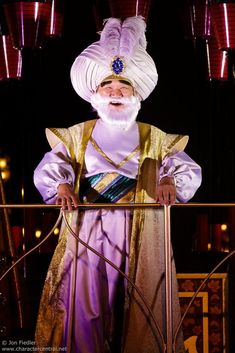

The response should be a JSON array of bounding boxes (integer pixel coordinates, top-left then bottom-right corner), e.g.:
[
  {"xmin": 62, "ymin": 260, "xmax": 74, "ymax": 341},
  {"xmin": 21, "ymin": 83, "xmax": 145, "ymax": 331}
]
[{"xmin": 111, "ymin": 57, "xmax": 125, "ymax": 75}]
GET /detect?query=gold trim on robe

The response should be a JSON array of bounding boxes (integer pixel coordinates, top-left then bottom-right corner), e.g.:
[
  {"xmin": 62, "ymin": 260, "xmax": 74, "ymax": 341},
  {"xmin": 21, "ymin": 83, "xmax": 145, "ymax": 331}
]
[{"xmin": 35, "ymin": 120, "xmax": 188, "ymax": 353}]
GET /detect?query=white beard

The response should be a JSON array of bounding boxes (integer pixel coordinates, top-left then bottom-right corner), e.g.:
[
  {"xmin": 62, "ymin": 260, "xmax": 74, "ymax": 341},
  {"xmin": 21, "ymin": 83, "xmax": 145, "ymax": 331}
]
[{"xmin": 90, "ymin": 93, "xmax": 141, "ymax": 130}]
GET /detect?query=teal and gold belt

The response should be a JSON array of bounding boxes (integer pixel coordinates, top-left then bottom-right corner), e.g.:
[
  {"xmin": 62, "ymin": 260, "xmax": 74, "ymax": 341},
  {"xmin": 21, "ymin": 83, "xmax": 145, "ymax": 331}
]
[{"xmin": 79, "ymin": 173, "xmax": 136, "ymax": 203}]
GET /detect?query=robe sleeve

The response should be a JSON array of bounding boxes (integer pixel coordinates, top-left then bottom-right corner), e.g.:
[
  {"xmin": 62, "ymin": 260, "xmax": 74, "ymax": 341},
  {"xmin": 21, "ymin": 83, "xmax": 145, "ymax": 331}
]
[
  {"xmin": 33, "ymin": 143, "xmax": 75, "ymax": 204},
  {"xmin": 159, "ymin": 151, "xmax": 202, "ymax": 202}
]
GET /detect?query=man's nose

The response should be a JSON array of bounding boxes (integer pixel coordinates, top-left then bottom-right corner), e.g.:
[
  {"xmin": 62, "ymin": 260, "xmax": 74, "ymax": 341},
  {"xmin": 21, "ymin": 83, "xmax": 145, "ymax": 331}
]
[{"xmin": 110, "ymin": 88, "xmax": 122, "ymax": 97}]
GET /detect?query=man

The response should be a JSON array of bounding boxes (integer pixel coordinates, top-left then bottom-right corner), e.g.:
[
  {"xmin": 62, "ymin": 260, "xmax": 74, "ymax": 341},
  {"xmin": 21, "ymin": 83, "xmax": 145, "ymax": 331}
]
[{"xmin": 33, "ymin": 16, "xmax": 202, "ymax": 353}]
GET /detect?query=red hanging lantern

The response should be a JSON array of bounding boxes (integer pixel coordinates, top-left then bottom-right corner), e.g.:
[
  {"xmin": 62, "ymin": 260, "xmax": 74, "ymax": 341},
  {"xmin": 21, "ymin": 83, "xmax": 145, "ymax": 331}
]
[
  {"xmin": 190, "ymin": 0, "xmax": 211, "ymax": 38},
  {"xmin": 210, "ymin": 3, "xmax": 235, "ymax": 50},
  {"xmin": 206, "ymin": 36, "xmax": 228, "ymax": 80},
  {"xmin": 45, "ymin": 0, "xmax": 65, "ymax": 38},
  {"xmin": 3, "ymin": 1, "xmax": 51, "ymax": 50},
  {"xmin": 0, "ymin": 5, "xmax": 22, "ymax": 80},
  {"xmin": 108, "ymin": 0, "xmax": 152, "ymax": 21},
  {"xmin": 0, "ymin": 34, "xmax": 22, "ymax": 80}
]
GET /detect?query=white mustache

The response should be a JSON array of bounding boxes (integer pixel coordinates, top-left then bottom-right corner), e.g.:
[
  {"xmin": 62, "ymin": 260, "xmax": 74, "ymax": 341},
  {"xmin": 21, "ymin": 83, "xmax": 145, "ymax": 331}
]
[
  {"xmin": 91, "ymin": 94, "xmax": 138, "ymax": 107},
  {"xmin": 90, "ymin": 92, "xmax": 141, "ymax": 130}
]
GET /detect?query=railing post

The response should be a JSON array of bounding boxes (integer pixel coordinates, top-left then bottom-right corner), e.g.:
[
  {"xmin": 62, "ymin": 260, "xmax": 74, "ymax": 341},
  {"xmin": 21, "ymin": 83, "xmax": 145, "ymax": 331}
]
[{"xmin": 164, "ymin": 205, "xmax": 173, "ymax": 353}]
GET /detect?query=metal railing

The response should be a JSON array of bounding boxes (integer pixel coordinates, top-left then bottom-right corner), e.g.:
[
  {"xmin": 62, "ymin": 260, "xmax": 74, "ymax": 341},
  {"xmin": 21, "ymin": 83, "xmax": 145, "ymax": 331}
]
[{"xmin": 0, "ymin": 202, "xmax": 235, "ymax": 352}]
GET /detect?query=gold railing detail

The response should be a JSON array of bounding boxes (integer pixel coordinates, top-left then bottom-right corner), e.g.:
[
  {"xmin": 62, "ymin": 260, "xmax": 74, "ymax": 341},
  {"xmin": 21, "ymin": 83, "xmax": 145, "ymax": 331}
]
[{"xmin": 0, "ymin": 202, "xmax": 234, "ymax": 353}]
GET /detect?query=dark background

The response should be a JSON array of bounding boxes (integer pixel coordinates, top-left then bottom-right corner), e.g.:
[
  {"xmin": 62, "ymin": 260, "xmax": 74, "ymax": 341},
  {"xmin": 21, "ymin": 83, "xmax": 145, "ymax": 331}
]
[{"xmin": 0, "ymin": 1, "xmax": 235, "ymax": 350}]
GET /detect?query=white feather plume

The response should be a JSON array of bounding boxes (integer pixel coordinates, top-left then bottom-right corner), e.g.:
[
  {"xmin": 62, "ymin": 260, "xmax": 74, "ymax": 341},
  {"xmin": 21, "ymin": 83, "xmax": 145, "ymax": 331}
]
[
  {"xmin": 100, "ymin": 16, "xmax": 147, "ymax": 61},
  {"xmin": 120, "ymin": 16, "xmax": 147, "ymax": 57},
  {"xmin": 100, "ymin": 18, "xmax": 122, "ymax": 59}
]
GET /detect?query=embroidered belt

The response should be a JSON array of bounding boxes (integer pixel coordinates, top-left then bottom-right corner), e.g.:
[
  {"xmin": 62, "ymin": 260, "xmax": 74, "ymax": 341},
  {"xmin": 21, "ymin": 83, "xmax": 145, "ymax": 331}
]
[{"xmin": 79, "ymin": 173, "xmax": 136, "ymax": 203}]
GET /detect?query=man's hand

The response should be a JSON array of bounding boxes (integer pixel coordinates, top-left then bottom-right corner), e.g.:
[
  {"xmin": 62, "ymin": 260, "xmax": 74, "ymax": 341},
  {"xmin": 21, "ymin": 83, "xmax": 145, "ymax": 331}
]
[
  {"xmin": 156, "ymin": 176, "xmax": 176, "ymax": 206},
  {"xmin": 56, "ymin": 183, "xmax": 79, "ymax": 211}
]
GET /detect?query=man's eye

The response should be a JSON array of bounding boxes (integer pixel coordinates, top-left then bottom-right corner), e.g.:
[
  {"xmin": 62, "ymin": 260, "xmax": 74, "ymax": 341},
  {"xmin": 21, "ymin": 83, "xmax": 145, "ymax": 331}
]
[{"xmin": 121, "ymin": 87, "xmax": 132, "ymax": 92}]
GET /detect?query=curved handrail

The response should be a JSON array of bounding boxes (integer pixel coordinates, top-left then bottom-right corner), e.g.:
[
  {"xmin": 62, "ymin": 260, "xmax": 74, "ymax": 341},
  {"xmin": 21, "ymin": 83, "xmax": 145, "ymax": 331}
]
[
  {"xmin": 0, "ymin": 202, "xmax": 234, "ymax": 353},
  {"xmin": 0, "ymin": 209, "xmax": 63, "ymax": 282},
  {"xmin": 62, "ymin": 211, "xmax": 165, "ymax": 349}
]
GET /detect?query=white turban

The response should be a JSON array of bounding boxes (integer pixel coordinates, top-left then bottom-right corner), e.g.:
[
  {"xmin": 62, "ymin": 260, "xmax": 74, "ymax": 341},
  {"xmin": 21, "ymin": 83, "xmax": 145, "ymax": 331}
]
[{"xmin": 70, "ymin": 16, "xmax": 158, "ymax": 102}]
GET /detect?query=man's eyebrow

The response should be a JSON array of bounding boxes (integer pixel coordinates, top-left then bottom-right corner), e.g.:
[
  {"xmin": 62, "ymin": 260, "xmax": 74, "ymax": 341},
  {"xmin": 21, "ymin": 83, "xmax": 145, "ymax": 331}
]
[
  {"xmin": 100, "ymin": 80, "xmax": 112, "ymax": 87},
  {"xmin": 119, "ymin": 80, "xmax": 132, "ymax": 86}
]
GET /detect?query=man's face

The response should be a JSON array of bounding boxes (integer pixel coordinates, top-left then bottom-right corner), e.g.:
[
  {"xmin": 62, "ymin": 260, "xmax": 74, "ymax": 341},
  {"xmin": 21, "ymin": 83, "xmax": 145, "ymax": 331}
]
[
  {"xmin": 90, "ymin": 79, "xmax": 141, "ymax": 129},
  {"xmin": 97, "ymin": 80, "xmax": 134, "ymax": 111}
]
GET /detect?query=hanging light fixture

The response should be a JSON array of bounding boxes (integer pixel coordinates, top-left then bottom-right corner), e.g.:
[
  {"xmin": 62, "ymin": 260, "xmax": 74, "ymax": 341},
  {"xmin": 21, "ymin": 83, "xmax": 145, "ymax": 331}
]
[
  {"xmin": 0, "ymin": 5, "xmax": 22, "ymax": 80},
  {"xmin": 191, "ymin": 0, "xmax": 211, "ymax": 39},
  {"xmin": 0, "ymin": 34, "xmax": 22, "ymax": 80},
  {"xmin": 2, "ymin": 1, "xmax": 51, "ymax": 50},
  {"xmin": 206, "ymin": 36, "xmax": 228, "ymax": 80},
  {"xmin": 180, "ymin": 0, "xmax": 229, "ymax": 81},
  {"xmin": 108, "ymin": 0, "xmax": 152, "ymax": 21},
  {"xmin": 178, "ymin": 0, "xmax": 212, "ymax": 40},
  {"xmin": 44, "ymin": 0, "xmax": 65, "ymax": 38},
  {"xmin": 210, "ymin": 3, "xmax": 235, "ymax": 50}
]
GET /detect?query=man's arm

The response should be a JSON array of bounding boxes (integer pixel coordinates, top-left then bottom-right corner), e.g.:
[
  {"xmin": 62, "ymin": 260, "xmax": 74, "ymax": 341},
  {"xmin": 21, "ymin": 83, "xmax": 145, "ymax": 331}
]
[{"xmin": 157, "ymin": 151, "xmax": 202, "ymax": 205}]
